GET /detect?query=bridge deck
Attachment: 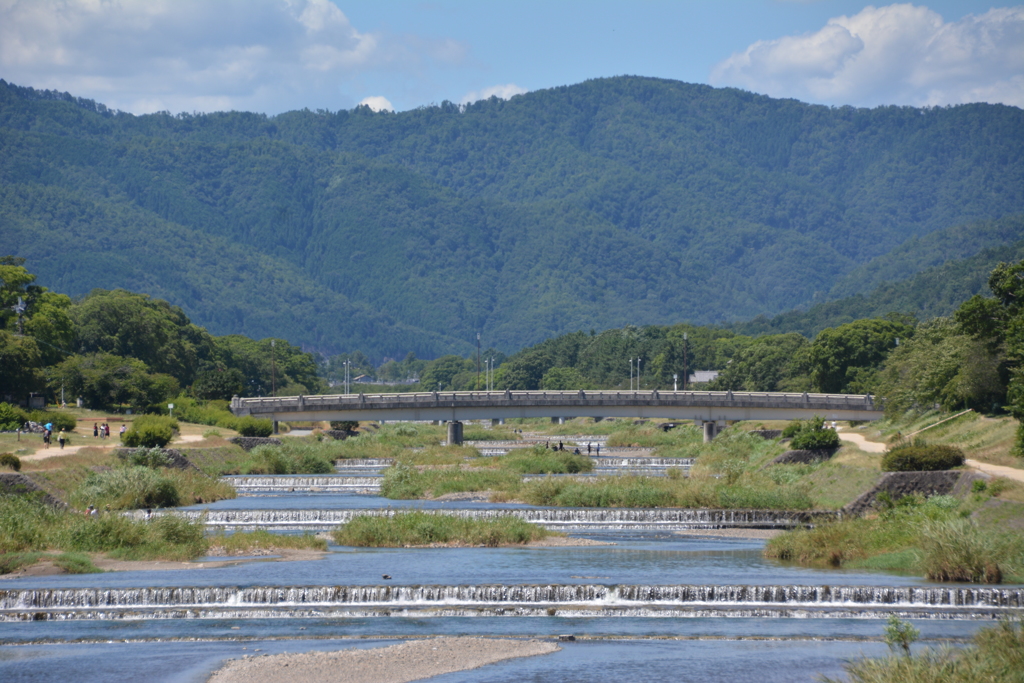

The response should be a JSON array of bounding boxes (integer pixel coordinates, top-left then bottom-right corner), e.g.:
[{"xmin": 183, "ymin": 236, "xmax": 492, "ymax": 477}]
[{"xmin": 231, "ymin": 390, "xmax": 882, "ymax": 423}]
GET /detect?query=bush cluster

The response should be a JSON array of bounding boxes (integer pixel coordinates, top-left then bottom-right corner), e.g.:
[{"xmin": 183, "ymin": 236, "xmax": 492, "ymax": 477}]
[
  {"xmin": 786, "ymin": 417, "xmax": 841, "ymax": 450},
  {"xmin": 236, "ymin": 416, "xmax": 274, "ymax": 437},
  {"xmin": 237, "ymin": 443, "xmax": 335, "ymax": 474},
  {"xmin": 122, "ymin": 415, "xmax": 179, "ymax": 448},
  {"xmin": 333, "ymin": 511, "xmax": 551, "ymax": 547},
  {"xmin": 0, "ymin": 453, "xmax": 21, "ymax": 472},
  {"xmin": 0, "ymin": 404, "xmax": 77, "ymax": 432},
  {"xmin": 881, "ymin": 444, "xmax": 965, "ymax": 472}
]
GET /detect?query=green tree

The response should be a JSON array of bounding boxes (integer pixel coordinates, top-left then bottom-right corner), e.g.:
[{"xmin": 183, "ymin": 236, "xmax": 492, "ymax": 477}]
[
  {"xmin": 49, "ymin": 353, "xmax": 179, "ymax": 411},
  {"xmin": 0, "ymin": 330, "xmax": 45, "ymax": 400},
  {"xmin": 419, "ymin": 355, "xmax": 470, "ymax": 391},
  {"xmin": 70, "ymin": 289, "xmax": 215, "ymax": 386},
  {"xmin": 807, "ymin": 319, "xmax": 913, "ymax": 393},
  {"xmin": 540, "ymin": 366, "xmax": 589, "ymax": 390},
  {"xmin": 710, "ymin": 333, "xmax": 810, "ymax": 392}
]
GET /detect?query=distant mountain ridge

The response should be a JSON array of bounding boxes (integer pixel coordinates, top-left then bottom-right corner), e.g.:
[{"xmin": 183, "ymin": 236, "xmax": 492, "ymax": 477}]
[{"xmin": 1, "ymin": 76, "xmax": 1022, "ymax": 358}]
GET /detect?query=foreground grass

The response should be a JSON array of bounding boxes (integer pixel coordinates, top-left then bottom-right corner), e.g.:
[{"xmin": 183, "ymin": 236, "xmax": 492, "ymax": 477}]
[
  {"xmin": 0, "ymin": 550, "xmax": 102, "ymax": 574},
  {"xmin": 825, "ymin": 619, "xmax": 1024, "ymax": 683},
  {"xmin": 333, "ymin": 511, "xmax": 553, "ymax": 547},
  {"xmin": 765, "ymin": 495, "xmax": 1024, "ymax": 582}
]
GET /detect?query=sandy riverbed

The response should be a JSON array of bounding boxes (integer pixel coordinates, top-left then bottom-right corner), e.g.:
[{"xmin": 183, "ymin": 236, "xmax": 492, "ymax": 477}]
[{"xmin": 207, "ymin": 637, "xmax": 560, "ymax": 683}]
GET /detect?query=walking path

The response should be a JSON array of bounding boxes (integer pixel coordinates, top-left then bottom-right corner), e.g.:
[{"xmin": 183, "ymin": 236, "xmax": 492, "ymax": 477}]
[
  {"xmin": 19, "ymin": 433, "xmax": 205, "ymax": 462},
  {"xmin": 836, "ymin": 430, "xmax": 886, "ymax": 453},
  {"xmin": 838, "ymin": 429, "xmax": 1024, "ymax": 483}
]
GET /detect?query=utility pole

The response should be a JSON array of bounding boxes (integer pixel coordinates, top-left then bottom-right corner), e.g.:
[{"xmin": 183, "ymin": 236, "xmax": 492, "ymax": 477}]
[
  {"xmin": 637, "ymin": 357, "xmax": 642, "ymax": 390},
  {"xmin": 270, "ymin": 340, "xmax": 277, "ymax": 397},
  {"xmin": 629, "ymin": 358, "xmax": 634, "ymax": 391}
]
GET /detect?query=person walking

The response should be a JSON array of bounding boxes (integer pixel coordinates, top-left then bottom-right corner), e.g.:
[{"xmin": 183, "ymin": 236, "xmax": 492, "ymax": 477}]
[
  {"xmin": 43, "ymin": 429, "xmax": 51, "ymax": 449},
  {"xmin": 93, "ymin": 423, "xmax": 98, "ymax": 438},
  {"xmin": 58, "ymin": 429, "xmax": 66, "ymax": 449},
  {"xmin": 104, "ymin": 424, "xmax": 110, "ymax": 438}
]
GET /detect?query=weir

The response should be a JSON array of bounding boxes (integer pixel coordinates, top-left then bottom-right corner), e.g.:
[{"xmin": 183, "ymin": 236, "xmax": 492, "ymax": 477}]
[
  {"xmin": 3, "ymin": 583, "xmax": 1019, "ymax": 622},
  {"xmin": 222, "ymin": 476, "xmax": 381, "ymax": 494},
  {"xmin": 161, "ymin": 507, "xmax": 835, "ymax": 532}
]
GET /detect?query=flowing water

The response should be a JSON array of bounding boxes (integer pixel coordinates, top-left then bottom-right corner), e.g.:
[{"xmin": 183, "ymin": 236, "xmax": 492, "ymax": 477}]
[{"xmin": 2, "ymin": 434, "xmax": 1014, "ymax": 681}]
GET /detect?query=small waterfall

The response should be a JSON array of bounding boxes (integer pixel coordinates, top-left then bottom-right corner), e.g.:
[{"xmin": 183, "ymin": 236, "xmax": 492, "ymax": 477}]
[
  {"xmin": 222, "ymin": 476, "xmax": 381, "ymax": 493},
  {"xmin": 170, "ymin": 507, "xmax": 836, "ymax": 532},
  {"xmin": 335, "ymin": 459, "xmax": 394, "ymax": 468},
  {"xmin": 3, "ymin": 583, "xmax": 1018, "ymax": 622}
]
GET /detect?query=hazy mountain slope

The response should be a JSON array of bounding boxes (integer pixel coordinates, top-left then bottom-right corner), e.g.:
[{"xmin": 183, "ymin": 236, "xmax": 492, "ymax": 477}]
[
  {"xmin": 734, "ymin": 236, "xmax": 1024, "ymax": 337},
  {"xmin": 1, "ymin": 77, "xmax": 1022, "ymax": 357},
  {"xmin": 828, "ymin": 214, "xmax": 1024, "ymax": 299}
]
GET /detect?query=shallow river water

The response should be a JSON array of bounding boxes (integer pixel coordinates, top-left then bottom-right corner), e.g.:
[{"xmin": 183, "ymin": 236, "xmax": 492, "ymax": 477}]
[{"xmin": 1, "ymin": 485, "xmax": 1013, "ymax": 681}]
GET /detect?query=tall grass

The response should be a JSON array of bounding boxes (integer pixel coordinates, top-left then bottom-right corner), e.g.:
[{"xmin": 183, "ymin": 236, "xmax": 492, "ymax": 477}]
[
  {"xmin": 825, "ymin": 619, "xmax": 1024, "ymax": 683},
  {"xmin": 380, "ymin": 462, "xmax": 520, "ymax": 499},
  {"xmin": 765, "ymin": 497, "xmax": 1024, "ymax": 581},
  {"xmin": 492, "ymin": 446, "xmax": 593, "ymax": 474},
  {"xmin": 333, "ymin": 511, "xmax": 552, "ymax": 547}
]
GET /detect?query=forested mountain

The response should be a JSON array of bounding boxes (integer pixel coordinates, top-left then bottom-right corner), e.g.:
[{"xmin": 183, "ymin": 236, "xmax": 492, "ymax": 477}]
[{"xmin": 2, "ymin": 77, "xmax": 1023, "ymax": 359}]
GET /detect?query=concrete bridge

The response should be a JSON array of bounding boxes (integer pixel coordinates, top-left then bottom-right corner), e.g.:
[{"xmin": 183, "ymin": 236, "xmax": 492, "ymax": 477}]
[{"xmin": 231, "ymin": 390, "xmax": 882, "ymax": 443}]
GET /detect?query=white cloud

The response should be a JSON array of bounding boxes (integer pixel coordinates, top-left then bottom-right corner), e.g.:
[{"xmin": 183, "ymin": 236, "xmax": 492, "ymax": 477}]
[
  {"xmin": 358, "ymin": 95, "xmax": 393, "ymax": 112},
  {"xmin": 0, "ymin": 0, "xmax": 467, "ymax": 114},
  {"xmin": 460, "ymin": 83, "xmax": 528, "ymax": 104},
  {"xmin": 710, "ymin": 4, "xmax": 1024, "ymax": 108}
]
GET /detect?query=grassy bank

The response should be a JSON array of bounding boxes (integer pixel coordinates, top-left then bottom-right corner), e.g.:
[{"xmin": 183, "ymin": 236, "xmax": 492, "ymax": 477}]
[
  {"xmin": 825, "ymin": 619, "xmax": 1024, "ymax": 683},
  {"xmin": 765, "ymin": 493, "xmax": 1024, "ymax": 582},
  {"xmin": 0, "ymin": 495, "xmax": 326, "ymax": 571},
  {"xmin": 332, "ymin": 511, "xmax": 554, "ymax": 547}
]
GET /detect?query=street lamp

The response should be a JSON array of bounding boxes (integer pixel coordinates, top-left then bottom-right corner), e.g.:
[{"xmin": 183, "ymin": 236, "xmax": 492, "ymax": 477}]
[
  {"xmin": 270, "ymin": 340, "xmax": 276, "ymax": 397},
  {"xmin": 637, "ymin": 357, "xmax": 642, "ymax": 390},
  {"xmin": 683, "ymin": 332, "xmax": 688, "ymax": 391},
  {"xmin": 629, "ymin": 358, "xmax": 634, "ymax": 391}
]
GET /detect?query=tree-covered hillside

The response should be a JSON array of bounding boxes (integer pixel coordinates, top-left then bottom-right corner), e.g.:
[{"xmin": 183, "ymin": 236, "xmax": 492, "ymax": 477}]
[{"xmin": 2, "ymin": 77, "xmax": 1022, "ymax": 358}]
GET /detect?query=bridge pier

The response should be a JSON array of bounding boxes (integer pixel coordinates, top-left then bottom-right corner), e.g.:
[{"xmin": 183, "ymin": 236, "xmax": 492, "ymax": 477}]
[
  {"xmin": 551, "ymin": 416, "xmax": 565, "ymax": 425},
  {"xmin": 491, "ymin": 418, "xmax": 504, "ymax": 426},
  {"xmin": 702, "ymin": 421, "xmax": 717, "ymax": 443},
  {"xmin": 273, "ymin": 420, "xmax": 279, "ymax": 435},
  {"xmin": 447, "ymin": 421, "xmax": 464, "ymax": 446}
]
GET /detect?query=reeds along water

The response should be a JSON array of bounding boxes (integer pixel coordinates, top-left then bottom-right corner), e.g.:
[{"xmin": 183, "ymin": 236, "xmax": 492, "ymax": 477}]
[{"xmin": 3, "ymin": 583, "xmax": 1020, "ymax": 621}]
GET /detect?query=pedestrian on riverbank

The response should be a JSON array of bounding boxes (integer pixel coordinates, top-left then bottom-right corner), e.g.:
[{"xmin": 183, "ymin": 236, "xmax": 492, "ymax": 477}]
[
  {"xmin": 93, "ymin": 423, "xmax": 98, "ymax": 438},
  {"xmin": 104, "ymin": 423, "xmax": 110, "ymax": 438},
  {"xmin": 43, "ymin": 429, "xmax": 50, "ymax": 448},
  {"xmin": 58, "ymin": 429, "xmax": 66, "ymax": 449}
]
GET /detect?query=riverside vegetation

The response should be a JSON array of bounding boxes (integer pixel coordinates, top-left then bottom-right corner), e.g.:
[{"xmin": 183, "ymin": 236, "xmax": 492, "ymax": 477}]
[{"xmin": 827, "ymin": 618, "xmax": 1024, "ymax": 683}]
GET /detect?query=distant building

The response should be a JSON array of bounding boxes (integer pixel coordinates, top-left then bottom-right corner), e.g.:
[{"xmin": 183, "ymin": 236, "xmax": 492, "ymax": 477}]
[{"xmin": 688, "ymin": 370, "xmax": 720, "ymax": 385}]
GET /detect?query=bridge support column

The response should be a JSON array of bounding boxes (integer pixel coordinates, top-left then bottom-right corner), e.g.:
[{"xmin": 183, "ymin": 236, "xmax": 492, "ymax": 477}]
[
  {"xmin": 703, "ymin": 421, "xmax": 717, "ymax": 443},
  {"xmin": 272, "ymin": 420, "xmax": 279, "ymax": 435},
  {"xmin": 491, "ymin": 418, "xmax": 504, "ymax": 426},
  {"xmin": 447, "ymin": 421, "xmax": 464, "ymax": 446},
  {"xmin": 551, "ymin": 416, "xmax": 565, "ymax": 425}
]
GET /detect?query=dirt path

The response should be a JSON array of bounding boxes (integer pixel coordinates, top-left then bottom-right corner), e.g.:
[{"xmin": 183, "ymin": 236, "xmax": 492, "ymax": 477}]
[
  {"xmin": 20, "ymin": 432, "xmax": 206, "ymax": 462},
  {"xmin": 838, "ymin": 430, "xmax": 1024, "ymax": 483},
  {"xmin": 965, "ymin": 459, "xmax": 1024, "ymax": 483},
  {"xmin": 837, "ymin": 430, "xmax": 886, "ymax": 453}
]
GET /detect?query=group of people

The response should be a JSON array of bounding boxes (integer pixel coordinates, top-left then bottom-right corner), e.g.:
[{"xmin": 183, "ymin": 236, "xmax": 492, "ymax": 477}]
[
  {"xmin": 93, "ymin": 422, "xmax": 112, "ymax": 438},
  {"xmin": 39, "ymin": 422, "xmax": 67, "ymax": 449},
  {"xmin": 544, "ymin": 440, "xmax": 599, "ymax": 455}
]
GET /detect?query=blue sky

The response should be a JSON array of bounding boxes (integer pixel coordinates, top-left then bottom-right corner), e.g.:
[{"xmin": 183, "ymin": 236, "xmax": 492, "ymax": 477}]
[{"xmin": 1, "ymin": 1, "xmax": 1020, "ymax": 115}]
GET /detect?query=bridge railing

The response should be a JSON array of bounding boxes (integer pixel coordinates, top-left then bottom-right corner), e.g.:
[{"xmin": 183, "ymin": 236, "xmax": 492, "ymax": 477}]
[{"xmin": 232, "ymin": 390, "xmax": 879, "ymax": 415}]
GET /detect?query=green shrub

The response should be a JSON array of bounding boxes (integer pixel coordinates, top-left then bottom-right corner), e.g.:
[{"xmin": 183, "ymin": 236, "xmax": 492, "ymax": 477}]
[
  {"xmin": 788, "ymin": 417, "xmax": 841, "ymax": 450},
  {"xmin": 28, "ymin": 410, "xmax": 76, "ymax": 432},
  {"xmin": 236, "ymin": 416, "xmax": 274, "ymax": 437},
  {"xmin": 0, "ymin": 402, "xmax": 28, "ymax": 431},
  {"xmin": 882, "ymin": 444, "xmax": 966, "ymax": 471},
  {"xmin": 781, "ymin": 421, "xmax": 802, "ymax": 439},
  {"xmin": 298, "ymin": 453, "xmax": 334, "ymax": 474},
  {"xmin": 380, "ymin": 461, "xmax": 425, "ymax": 498},
  {"xmin": 121, "ymin": 447, "xmax": 171, "ymax": 468},
  {"xmin": 918, "ymin": 518, "xmax": 1005, "ymax": 583},
  {"xmin": 497, "ymin": 446, "xmax": 593, "ymax": 474},
  {"xmin": 122, "ymin": 415, "xmax": 178, "ymax": 448},
  {"xmin": 330, "ymin": 420, "xmax": 360, "ymax": 432},
  {"xmin": 53, "ymin": 552, "xmax": 102, "ymax": 574},
  {"xmin": 74, "ymin": 466, "xmax": 181, "ymax": 509},
  {"xmin": 241, "ymin": 445, "xmax": 294, "ymax": 474},
  {"xmin": 0, "ymin": 453, "xmax": 21, "ymax": 472}
]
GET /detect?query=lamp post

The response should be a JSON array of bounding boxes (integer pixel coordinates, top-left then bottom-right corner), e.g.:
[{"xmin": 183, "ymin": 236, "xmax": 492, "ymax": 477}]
[
  {"xmin": 270, "ymin": 340, "xmax": 276, "ymax": 397},
  {"xmin": 629, "ymin": 358, "xmax": 634, "ymax": 391},
  {"xmin": 682, "ymin": 332, "xmax": 688, "ymax": 391},
  {"xmin": 637, "ymin": 357, "xmax": 642, "ymax": 390}
]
